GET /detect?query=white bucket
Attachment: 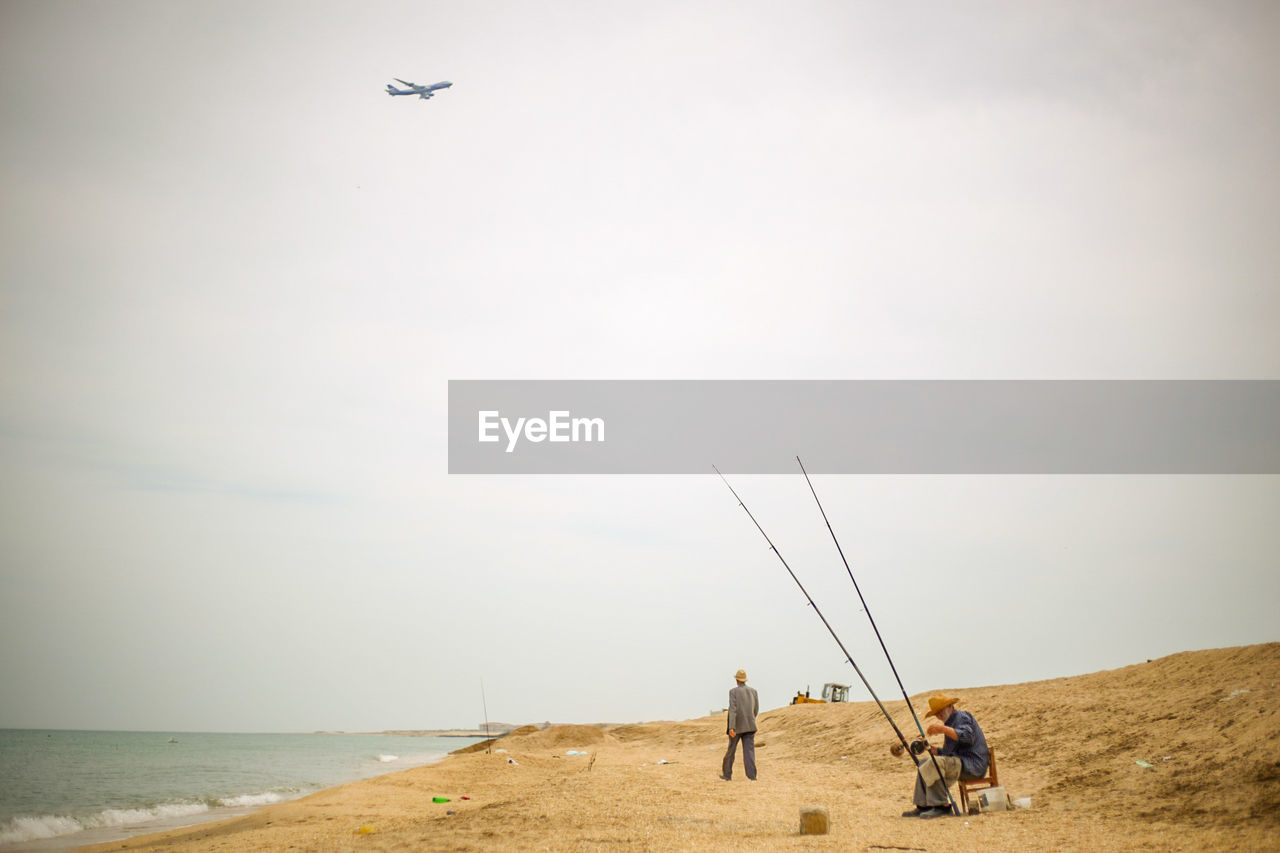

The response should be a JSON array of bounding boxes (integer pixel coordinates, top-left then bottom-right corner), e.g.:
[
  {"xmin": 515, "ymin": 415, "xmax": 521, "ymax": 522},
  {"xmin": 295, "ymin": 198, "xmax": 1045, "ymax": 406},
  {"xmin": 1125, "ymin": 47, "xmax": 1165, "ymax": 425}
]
[{"xmin": 979, "ymin": 787, "xmax": 1008, "ymax": 812}]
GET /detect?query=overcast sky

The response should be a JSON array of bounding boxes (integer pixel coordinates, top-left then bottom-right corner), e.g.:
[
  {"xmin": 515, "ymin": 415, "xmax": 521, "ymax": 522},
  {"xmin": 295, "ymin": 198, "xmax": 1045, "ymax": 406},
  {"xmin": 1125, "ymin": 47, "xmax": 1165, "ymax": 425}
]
[{"xmin": 2, "ymin": 1, "xmax": 1277, "ymax": 733}]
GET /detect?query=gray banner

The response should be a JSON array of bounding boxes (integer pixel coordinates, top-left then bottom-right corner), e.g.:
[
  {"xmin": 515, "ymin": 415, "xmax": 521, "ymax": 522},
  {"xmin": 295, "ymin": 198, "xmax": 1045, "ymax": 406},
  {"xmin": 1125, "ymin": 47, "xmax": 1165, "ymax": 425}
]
[{"xmin": 447, "ymin": 380, "xmax": 1280, "ymax": 474}]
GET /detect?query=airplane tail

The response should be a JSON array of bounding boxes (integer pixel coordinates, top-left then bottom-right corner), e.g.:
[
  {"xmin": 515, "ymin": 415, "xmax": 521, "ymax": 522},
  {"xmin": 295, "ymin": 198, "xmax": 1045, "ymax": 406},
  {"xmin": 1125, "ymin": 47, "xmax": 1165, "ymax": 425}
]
[{"xmin": 386, "ymin": 84, "xmax": 397, "ymax": 95}]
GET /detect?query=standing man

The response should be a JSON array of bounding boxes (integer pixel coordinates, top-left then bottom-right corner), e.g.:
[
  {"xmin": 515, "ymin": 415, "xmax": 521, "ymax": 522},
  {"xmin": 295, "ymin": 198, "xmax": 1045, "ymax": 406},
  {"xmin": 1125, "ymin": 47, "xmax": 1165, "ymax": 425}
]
[
  {"xmin": 893, "ymin": 694, "xmax": 989, "ymax": 818},
  {"xmin": 721, "ymin": 668, "xmax": 759, "ymax": 781}
]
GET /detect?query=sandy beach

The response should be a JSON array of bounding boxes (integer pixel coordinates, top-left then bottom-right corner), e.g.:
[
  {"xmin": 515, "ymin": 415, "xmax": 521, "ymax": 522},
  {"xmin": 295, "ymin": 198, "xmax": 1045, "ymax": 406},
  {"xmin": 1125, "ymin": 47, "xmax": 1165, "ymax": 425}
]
[{"xmin": 79, "ymin": 644, "xmax": 1279, "ymax": 852}]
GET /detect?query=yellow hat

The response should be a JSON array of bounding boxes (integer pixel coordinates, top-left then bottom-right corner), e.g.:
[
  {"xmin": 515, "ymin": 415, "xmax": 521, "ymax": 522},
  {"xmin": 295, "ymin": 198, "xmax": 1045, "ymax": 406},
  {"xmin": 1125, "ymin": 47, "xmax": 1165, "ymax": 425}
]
[
  {"xmin": 923, "ymin": 694, "xmax": 959, "ymax": 718},
  {"xmin": 734, "ymin": 669, "xmax": 747, "ymax": 682}
]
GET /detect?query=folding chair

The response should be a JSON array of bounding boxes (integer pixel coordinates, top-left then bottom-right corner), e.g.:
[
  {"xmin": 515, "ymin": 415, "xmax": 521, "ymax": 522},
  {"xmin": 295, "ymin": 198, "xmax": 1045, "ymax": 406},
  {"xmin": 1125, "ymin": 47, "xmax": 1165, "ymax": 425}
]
[{"xmin": 957, "ymin": 747, "xmax": 998, "ymax": 814}]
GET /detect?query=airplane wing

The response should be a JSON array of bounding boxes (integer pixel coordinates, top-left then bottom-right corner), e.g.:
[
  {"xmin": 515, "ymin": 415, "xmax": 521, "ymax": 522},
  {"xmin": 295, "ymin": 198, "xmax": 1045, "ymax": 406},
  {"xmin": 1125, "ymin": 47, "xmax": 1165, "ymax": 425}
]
[{"xmin": 394, "ymin": 78, "xmax": 418, "ymax": 88}]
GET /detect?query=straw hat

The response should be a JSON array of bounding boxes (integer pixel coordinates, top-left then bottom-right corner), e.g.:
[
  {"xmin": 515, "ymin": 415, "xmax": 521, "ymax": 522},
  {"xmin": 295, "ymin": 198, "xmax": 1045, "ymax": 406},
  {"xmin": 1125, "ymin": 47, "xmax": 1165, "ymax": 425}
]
[
  {"xmin": 923, "ymin": 694, "xmax": 960, "ymax": 718},
  {"xmin": 734, "ymin": 669, "xmax": 748, "ymax": 682}
]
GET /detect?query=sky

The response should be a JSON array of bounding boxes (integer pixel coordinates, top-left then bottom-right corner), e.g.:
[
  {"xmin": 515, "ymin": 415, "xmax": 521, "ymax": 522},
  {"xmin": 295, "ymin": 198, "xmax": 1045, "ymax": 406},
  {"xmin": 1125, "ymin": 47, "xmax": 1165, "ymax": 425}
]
[{"xmin": 1, "ymin": 1, "xmax": 1277, "ymax": 733}]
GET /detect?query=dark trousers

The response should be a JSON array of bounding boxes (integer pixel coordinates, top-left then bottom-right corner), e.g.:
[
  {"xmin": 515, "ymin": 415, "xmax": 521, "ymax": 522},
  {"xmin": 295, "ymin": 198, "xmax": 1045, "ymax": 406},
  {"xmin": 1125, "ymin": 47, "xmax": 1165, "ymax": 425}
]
[{"xmin": 722, "ymin": 731, "xmax": 757, "ymax": 780}]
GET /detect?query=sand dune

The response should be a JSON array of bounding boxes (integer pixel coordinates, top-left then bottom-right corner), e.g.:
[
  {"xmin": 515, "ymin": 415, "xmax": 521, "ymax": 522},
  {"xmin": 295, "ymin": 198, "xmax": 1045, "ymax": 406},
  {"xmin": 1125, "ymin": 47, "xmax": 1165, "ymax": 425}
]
[{"xmin": 81, "ymin": 644, "xmax": 1279, "ymax": 851}]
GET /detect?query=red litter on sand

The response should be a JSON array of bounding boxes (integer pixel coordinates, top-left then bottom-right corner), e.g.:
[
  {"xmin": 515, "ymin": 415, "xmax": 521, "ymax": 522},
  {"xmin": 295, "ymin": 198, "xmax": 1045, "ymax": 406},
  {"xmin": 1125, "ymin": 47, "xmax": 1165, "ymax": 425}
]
[{"xmin": 461, "ymin": 796, "xmax": 471, "ymax": 800}]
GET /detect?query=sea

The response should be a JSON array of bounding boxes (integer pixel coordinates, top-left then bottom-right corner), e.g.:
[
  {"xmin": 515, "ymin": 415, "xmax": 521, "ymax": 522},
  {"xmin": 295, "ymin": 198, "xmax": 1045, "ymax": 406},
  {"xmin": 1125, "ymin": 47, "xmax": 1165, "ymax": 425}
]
[{"xmin": 0, "ymin": 729, "xmax": 485, "ymax": 851}]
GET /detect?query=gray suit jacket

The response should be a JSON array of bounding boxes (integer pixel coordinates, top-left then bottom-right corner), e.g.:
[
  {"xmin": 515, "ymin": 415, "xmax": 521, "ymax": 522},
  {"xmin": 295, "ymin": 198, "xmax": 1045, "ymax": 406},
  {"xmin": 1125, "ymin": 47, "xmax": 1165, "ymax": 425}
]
[{"xmin": 726, "ymin": 684, "xmax": 759, "ymax": 735}]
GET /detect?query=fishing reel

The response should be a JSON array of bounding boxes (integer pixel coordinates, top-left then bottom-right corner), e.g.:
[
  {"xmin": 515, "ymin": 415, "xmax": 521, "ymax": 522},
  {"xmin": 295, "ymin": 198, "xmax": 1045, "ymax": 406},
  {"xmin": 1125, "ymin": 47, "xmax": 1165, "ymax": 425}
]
[{"xmin": 909, "ymin": 738, "xmax": 930, "ymax": 756}]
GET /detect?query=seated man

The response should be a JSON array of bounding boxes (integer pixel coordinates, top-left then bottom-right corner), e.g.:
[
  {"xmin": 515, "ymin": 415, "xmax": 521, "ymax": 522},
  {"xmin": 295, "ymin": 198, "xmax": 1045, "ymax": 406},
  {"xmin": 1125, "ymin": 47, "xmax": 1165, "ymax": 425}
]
[{"xmin": 892, "ymin": 693, "xmax": 989, "ymax": 819}]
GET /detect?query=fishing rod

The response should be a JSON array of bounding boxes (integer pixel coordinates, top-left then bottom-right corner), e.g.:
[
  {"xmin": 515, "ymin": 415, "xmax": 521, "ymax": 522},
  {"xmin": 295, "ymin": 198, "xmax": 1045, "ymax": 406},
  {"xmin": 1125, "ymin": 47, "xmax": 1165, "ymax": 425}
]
[
  {"xmin": 481, "ymin": 679, "xmax": 491, "ymax": 755},
  {"xmin": 712, "ymin": 466, "xmax": 918, "ymax": 755},
  {"xmin": 796, "ymin": 456, "xmax": 960, "ymax": 816}
]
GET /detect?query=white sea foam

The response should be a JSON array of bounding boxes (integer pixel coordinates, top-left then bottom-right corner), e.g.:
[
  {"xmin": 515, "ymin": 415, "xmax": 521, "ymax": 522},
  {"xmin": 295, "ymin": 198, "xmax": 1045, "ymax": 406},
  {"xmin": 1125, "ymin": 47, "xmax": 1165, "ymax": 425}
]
[
  {"xmin": 0, "ymin": 814, "xmax": 85, "ymax": 844},
  {"xmin": 218, "ymin": 791, "xmax": 287, "ymax": 808},
  {"xmin": 375, "ymin": 752, "xmax": 453, "ymax": 766},
  {"xmin": 93, "ymin": 803, "xmax": 210, "ymax": 826},
  {"xmin": 0, "ymin": 801, "xmax": 210, "ymax": 845}
]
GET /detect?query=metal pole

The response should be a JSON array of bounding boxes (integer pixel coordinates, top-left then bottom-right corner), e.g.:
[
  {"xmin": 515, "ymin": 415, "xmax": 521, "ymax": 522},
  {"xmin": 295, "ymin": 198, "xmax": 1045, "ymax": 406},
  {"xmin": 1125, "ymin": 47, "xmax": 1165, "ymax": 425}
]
[{"xmin": 481, "ymin": 678, "xmax": 491, "ymax": 755}]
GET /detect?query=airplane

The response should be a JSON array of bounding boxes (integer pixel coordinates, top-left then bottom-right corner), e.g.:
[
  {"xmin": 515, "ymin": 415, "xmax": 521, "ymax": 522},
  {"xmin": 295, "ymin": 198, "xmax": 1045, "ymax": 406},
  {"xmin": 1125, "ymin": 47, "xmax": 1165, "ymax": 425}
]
[{"xmin": 386, "ymin": 79, "xmax": 452, "ymax": 99}]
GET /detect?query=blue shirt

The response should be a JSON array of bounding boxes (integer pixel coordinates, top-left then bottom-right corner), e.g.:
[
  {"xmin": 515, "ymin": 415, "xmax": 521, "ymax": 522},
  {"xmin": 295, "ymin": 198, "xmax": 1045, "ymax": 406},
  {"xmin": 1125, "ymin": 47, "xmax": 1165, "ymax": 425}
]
[{"xmin": 938, "ymin": 709, "xmax": 989, "ymax": 779}]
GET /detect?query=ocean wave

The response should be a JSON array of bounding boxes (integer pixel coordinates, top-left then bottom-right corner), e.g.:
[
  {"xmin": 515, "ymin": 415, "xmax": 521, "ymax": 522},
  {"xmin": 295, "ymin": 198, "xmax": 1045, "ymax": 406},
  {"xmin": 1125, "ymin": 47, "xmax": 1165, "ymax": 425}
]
[
  {"xmin": 217, "ymin": 791, "xmax": 287, "ymax": 808},
  {"xmin": 0, "ymin": 801, "xmax": 209, "ymax": 845},
  {"xmin": 374, "ymin": 752, "xmax": 449, "ymax": 767},
  {"xmin": 0, "ymin": 792, "xmax": 300, "ymax": 845},
  {"xmin": 96, "ymin": 802, "xmax": 210, "ymax": 825},
  {"xmin": 0, "ymin": 814, "xmax": 85, "ymax": 844}
]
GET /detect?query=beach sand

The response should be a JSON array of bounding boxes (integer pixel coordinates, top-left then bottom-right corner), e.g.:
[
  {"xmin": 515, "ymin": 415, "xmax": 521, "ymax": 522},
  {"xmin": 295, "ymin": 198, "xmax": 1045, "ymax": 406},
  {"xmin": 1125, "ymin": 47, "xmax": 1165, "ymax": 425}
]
[{"xmin": 80, "ymin": 644, "xmax": 1279, "ymax": 851}]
